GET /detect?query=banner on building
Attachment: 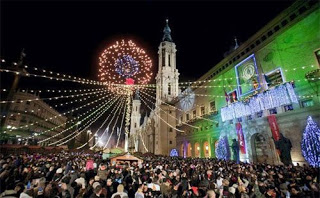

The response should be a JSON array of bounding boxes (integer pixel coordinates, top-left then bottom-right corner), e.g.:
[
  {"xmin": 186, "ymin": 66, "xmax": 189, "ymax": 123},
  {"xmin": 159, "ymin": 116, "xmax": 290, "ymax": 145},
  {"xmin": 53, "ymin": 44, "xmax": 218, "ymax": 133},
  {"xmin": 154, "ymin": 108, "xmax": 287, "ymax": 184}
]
[
  {"xmin": 235, "ymin": 54, "xmax": 260, "ymax": 97},
  {"xmin": 236, "ymin": 123, "xmax": 246, "ymax": 154},
  {"xmin": 267, "ymin": 115, "xmax": 280, "ymax": 141}
]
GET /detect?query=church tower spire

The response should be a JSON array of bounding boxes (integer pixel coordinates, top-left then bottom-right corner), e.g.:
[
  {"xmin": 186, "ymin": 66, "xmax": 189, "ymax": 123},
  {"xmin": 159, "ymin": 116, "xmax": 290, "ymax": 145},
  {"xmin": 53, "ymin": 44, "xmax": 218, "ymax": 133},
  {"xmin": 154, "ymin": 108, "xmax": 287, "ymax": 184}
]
[
  {"xmin": 156, "ymin": 19, "xmax": 180, "ymax": 104},
  {"xmin": 162, "ymin": 19, "xmax": 173, "ymax": 42},
  {"xmin": 154, "ymin": 19, "xmax": 179, "ymax": 155}
]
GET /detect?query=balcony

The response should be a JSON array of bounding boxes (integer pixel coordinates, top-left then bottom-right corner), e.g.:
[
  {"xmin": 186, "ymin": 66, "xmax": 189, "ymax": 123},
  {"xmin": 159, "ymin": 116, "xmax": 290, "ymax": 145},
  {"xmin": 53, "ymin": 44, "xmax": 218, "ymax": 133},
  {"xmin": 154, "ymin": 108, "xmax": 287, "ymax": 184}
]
[{"xmin": 221, "ymin": 82, "xmax": 298, "ymax": 122}]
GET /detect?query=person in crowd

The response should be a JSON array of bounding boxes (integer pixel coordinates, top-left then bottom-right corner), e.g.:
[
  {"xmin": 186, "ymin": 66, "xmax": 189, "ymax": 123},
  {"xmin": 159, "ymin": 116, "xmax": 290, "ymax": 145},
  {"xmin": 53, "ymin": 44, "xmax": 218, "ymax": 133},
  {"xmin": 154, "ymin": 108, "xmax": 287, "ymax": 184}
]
[{"xmin": 0, "ymin": 151, "xmax": 319, "ymax": 198}]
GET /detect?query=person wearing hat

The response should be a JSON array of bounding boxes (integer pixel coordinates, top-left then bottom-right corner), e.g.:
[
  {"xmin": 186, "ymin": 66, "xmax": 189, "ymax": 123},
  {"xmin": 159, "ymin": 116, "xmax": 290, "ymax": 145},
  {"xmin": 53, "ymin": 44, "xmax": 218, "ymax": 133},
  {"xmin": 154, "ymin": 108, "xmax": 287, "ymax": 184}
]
[{"xmin": 52, "ymin": 168, "xmax": 63, "ymax": 182}]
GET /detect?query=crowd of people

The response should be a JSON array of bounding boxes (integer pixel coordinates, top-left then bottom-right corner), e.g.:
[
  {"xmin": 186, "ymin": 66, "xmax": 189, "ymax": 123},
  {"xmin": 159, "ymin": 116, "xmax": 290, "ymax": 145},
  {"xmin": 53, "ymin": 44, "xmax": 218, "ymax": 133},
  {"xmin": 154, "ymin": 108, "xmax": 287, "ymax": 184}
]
[{"xmin": 0, "ymin": 151, "xmax": 319, "ymax": 198}]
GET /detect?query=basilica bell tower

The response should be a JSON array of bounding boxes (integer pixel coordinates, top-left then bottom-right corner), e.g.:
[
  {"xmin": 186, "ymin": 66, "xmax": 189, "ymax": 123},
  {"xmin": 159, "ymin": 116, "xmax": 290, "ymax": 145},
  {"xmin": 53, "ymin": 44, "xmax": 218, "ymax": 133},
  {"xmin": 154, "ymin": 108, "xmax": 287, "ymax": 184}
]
[
  {"xmin": 154, "ymin": 19, "xmax": 179, "ymax": 155},
  {"xmin": 156, "ymin": 19, "xmax": 180, "ymax": 105}
]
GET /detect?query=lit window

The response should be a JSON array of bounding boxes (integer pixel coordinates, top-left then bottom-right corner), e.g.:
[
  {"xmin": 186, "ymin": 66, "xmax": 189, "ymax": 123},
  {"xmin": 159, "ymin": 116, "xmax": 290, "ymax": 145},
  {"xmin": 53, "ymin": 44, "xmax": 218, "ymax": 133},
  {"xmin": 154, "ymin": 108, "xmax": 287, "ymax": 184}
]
[
  {"xmin": 265, "ymin": 68, "xmax": 284, "ymax": 88},
  {"xmin": 162, "ymin": 49, "xmax": 166, "ymax": 66},
  {"xmin": 228, "ymin": 90, "xmax": 238, "ymax": 103},
  {"xmin": 284, "ymin": 104, "xmax": 294, "ymax": 112},
  {"xmin": 168, "ymin": 83, "xmax": 171, "ymax": 95},
  {"xmin": 301, "ymin": 99, "xmax": 314, "ymax": 108},
  {"xmin": 200, "ymin": 106, "xmax": 205, "ymax": 115},
  {"xmin": 210, "ymin": 101, "xmax": 216, "ymax": 112},
  {"xmin": 269, "ymin": 108, "xmax": 277, "ymax": 115}
]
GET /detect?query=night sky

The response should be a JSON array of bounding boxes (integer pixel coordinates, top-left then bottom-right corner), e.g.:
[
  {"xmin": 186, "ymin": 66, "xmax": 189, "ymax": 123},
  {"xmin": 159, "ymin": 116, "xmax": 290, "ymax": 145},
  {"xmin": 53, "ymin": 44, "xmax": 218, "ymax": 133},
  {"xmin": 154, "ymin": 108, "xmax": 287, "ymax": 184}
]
[
  {"xmin": 1, "ymin": 0, "xmax": 294, "ymax": 83},
  {"xmin": 1, "ymin": 0, "xmax": 295, "ymax": 143}
]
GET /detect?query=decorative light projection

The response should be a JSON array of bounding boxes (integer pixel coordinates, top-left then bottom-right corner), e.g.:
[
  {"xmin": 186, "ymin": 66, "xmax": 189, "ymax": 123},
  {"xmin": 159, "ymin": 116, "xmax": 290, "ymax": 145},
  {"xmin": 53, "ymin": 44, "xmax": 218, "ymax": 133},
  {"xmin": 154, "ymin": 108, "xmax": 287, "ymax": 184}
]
[
  {"xmin": 221, "ymin": 82, "xmax": 298, "ymax": 122},
  {"xmin": 170, "ymin": 148, "xmax": 179, "ymax": 157},
  {"xmin": 235, "ymin": 54, "xmax": 260, "ymax": 97},
  {"xmin": 301, "ymin": 116, "xmax": 320, "ymax": 167},
  {"xmin": 179, "ymin": 87, "xmax": 195, "ymax": 111},
  {"xmin": 98, "ymin": 40, "xmax": 153, "ymax": 92}
]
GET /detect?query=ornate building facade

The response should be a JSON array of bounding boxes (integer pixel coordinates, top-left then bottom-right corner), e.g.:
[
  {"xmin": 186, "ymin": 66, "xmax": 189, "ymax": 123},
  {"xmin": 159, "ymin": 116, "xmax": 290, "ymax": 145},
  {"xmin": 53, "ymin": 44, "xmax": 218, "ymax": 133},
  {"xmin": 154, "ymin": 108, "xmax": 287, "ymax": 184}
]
[
  {"xmin": 131, "ymin": 19, "xmax": 179, "ymax": 155},
  {"xmin": 175, "ymin": 0, "xmax": 320, "ymax": 164},
  {"xmin": 134, "ymin": 0, "xmax": 320, "ymax": 166}
]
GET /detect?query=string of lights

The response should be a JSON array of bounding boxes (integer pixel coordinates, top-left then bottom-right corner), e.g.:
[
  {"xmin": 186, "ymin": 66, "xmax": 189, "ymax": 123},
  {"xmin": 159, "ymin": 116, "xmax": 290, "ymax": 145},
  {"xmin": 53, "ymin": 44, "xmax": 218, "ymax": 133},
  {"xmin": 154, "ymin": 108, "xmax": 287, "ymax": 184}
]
[
  {"xmin": 77, "ymin": 96, "xmax": 124, "ymax": 149},
  {"xmin": 52, "ymin": 96, "xmax": 121, "ymax": 146},
  {"xmin": 39, "ymin": 95, "xmax": 118, "ymax": 144},
  {"xmin": 90, "ymin": 97, "xmax": 125, "ymax": 149},
  {"xmin": 139, "ymin": 90, "xmax": 199, "ymax": 129},
  {"xmin": 142, "ymin": 88, "xmax": 218, "ymax": 123},
  {"xmin": 103, "ymin": 98, "xmax": 127, "ymax": 149},
  {"xmin": 139, "ymin": 129, "xmax": 149, "ymax": 152},
  {"xmin": 116, "ymin": 101, "xmax": 127, "ymax": 148},
  {"xmin": 0, "ymin": 64, "xmax": 104, "ymax": 85},
  {"xmin": 55, "ymin": 101, "xmax": 118, "ymax": 147},
  {"xmin": 4, "ymin": 92, "xmax": 105, "ymax": 119},
  {"xmin": 28, "ymin": 98, "xmax": 107, "ymax": 139},
  {"xmin": 35, "ymin": 94, "xmax": 117, "ymax": 142},
  {"xmin": 127, "ymin": 64, "xmax": 318, "ymax": 87},
  {"xmin": 139, "ymin": 94, "xmax": 185, "ymax": 132},
  {"xmin": 142, "ymin": 83, "xmax": 317, "ymax": 100},
  {"xmin": 1, "ymin": 88, "xmax": 104, "ymax": 93},
  {"xmin": 0, "ymin": 88, "xmax": 109, "ymax": 104},
  {"xmin": 6, "ymin": 91, "xmax": 113, "ymax": 132}
]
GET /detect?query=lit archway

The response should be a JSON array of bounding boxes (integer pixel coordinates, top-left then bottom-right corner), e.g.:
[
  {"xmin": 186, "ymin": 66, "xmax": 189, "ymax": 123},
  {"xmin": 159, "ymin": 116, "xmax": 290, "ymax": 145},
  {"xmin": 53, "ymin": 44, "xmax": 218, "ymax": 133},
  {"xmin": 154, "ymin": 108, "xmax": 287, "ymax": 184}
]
[
  {"xmin": 203, "ymin": 141, "xmax": 210, "ymax": 158},
  {"xmin": 187, "ymin": 143, "xmax": 192, "ymax": 157},
  {"xmin": 194, "ymin": 142, "xmax": 200, "ymax": 157},
  {"xmin": 180, "ymin": 144, "xmax": 184, "ymax": 157}
]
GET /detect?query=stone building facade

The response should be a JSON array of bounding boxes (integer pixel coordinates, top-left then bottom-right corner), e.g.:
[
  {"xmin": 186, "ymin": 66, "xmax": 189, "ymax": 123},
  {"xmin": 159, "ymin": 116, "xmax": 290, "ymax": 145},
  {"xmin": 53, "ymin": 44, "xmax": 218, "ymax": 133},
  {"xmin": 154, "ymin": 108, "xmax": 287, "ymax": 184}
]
[
  {"xmin": 175, "ymin": 0, "xmax": 320, "ymax": 165},
  {"xmin": 3, "ymin": 91, "xmax": 67, "ymax": 145},
  {"xmin": 135, "ymin": 0, "xmax": 320, "ymax": 166}
]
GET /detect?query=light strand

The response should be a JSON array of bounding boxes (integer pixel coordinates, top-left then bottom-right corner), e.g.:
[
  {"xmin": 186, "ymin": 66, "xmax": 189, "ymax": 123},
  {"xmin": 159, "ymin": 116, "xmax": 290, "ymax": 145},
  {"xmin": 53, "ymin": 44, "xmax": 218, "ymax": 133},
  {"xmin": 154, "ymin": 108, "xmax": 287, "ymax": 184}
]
[
  {"xmin": 103, "ymin": 98, "xmax": 126, "ymax": 149},
  {"xmin": 90, "ymin": 97, "xmax": 125, "ymax": 149},
  {"xmin": 53, "ymin": 96, "xmax": 121, "ymax": 146},
  {"xmin": 0, "ymin": 67, "xmax": 103, "ymax": 86},
  {"xmin": 1, "ymin": 88, "xmax": 104, "ymax": 93},
  {"xmin": 139, "ymin": 94, "xmax": 185, "ymax": 132},
  {"xmin": 143, "ymin": 88, "xmax": 217, "ymax": 124},
  {"xmin": 116, "ymin": 100, "xmax": 127, "ymax": 148},
  {"xmin": 7, "ymin": 91, "xmax": 113, "ymax": 132},
  {"xmin": 39, "ymin": 95, "xmax": 117, "ymax": 143},
  {"xmin": 0, "ymin": 88, "xmax": 109, "ymax": 104},
  {"xmin": 77, "ymin": 95, "xmax": 124, "ymax": 149},
  {"xmin": 139, "ymin": 90, "xmax": 199, "ymax": 129}
]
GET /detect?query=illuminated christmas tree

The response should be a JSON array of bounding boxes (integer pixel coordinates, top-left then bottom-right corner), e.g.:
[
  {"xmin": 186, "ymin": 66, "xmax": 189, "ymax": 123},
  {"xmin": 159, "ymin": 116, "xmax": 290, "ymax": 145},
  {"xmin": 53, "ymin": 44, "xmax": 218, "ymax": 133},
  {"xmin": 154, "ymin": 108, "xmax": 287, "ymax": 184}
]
[
  {"xmin": 216, "ymin": 136, "xmax": 230, "ymax": 160},
  {"xmin": 301, "ymin": 116, "xmax": 320, "ymax": 167}
]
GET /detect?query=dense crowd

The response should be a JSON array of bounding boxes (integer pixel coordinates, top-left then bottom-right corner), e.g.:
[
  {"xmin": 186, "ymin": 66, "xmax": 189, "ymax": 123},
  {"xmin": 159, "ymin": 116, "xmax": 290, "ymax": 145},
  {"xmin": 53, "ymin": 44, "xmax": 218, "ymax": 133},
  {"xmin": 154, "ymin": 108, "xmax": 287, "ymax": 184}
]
[{"xmin": 0, "ymin": 151, "xmax": 319, "ymax": 198}]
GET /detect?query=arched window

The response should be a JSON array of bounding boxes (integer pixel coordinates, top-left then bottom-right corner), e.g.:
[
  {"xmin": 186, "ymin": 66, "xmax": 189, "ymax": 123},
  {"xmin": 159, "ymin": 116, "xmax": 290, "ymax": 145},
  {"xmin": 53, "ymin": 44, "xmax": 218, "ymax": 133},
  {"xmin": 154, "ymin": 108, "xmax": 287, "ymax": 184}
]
[
  {"xmin": 162, "ymin": 49, "xmax": 166, "ymax": 66},
  {"xmin": 168, "ymin": 54, "xmax": 171, "ymax": 66},
  {"xmin": 168, "ymin": 83, "xmax": 171, "ymax": 95}
]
